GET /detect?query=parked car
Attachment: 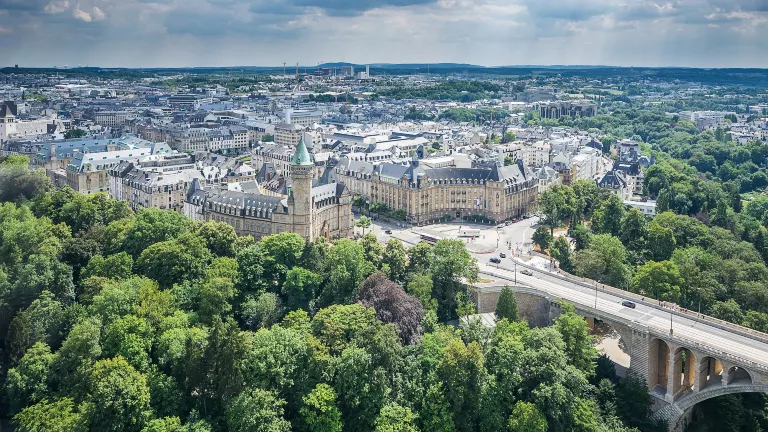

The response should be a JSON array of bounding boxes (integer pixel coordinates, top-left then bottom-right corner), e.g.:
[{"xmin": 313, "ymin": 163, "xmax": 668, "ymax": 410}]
[
  {"xmin": 490, "ymin": 257, "xmax": 501, "ymax": 264},
  {"xmin": 504, "ymin": 221, "xmax": 510, "ymax": 226},
  {"xmin": 621, "ymin": 300, "xmax": 636, "ymax": 309},
  {"xmin": 499, "ymin": 253, "xmax": 506, "ymax": 258},
  {"xmin": 384, "ymin": 229, "xmax": 392, "ymax": 234},
  {"xmin": 512, "ymin": 218, "xmax": 519, "ymax": 223},
  {"xmin": 521, "ymin": 269, "xmax": 533, "ymax": 276}
]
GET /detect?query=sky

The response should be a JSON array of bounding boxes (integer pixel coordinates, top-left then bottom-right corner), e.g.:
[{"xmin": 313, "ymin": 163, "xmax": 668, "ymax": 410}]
[{"xmin": 0, "ymin": 0, "xmax": 767, "ymax": 68}]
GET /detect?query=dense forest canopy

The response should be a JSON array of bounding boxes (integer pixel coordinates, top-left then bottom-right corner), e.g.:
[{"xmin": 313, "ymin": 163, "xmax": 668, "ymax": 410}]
[{"xmin": 0, "ymin": 155, "xmax": 666, "ymax": 431}]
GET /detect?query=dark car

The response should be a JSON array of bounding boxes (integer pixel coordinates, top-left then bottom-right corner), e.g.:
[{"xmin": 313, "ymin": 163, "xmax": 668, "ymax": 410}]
[
  {"xmin": 490, "ymin": 257, "xmax": 501, "ymax": 264},
  {"xmin": 521, "ymin": 269, "xmax": 533, "ymax": 276},
  {"xmin": 384, "ymin": 229, "xmax": 392, "ymax": 234},
  {"xmin": 499, "ymin": 253, "xmax": 506, "ymax": 258},
  {"xmin": 621, "ymin": 300, "xmax": 636, "ymax": 309}
]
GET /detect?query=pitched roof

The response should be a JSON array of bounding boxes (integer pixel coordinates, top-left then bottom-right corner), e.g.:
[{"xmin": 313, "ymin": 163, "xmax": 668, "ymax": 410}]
[{"xmin": 290, "ymin": 137, "xmax": 313, "ymax": 166}]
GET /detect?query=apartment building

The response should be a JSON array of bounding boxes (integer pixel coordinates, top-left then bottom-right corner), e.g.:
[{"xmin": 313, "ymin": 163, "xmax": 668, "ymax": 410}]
[
  {"xmin": 274, "ymin": 123, "xmax": 305, "ymax": 147},
  {"xmin": 109, "ymin": 161, "xmax": 201, "ymax": 211},
  {"xmin": 94, "ymin": 111, "xmax": 132, "ymax": 128}
]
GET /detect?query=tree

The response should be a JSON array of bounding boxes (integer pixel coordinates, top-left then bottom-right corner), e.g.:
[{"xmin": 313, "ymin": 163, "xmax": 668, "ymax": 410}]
[
  {"xmin": 356, "ymin": 215, "xmax": 372, "ymax": 235},
  {"xmin": 504, "ymin": 155, "xmax": 514, "ymax": 166},
  {"xmin": 81, "ymin": 252, "xmax": 133, "ymax": 280},
  {"xmin": 539, "ymin": 185, "xmax": 576, "ymax": 230},
  {"xmin": 631, "ymin": 261, "xmax": 681, "ymax": 302},
  {"xmin": 236, "ymin": 243, "xmax": 268, "ymax": 295},
  {"xmin": 550, "ymin": 236, "xmax": 573, "ymax": 272},
  {"xmin": 300, "ymin": 384, "xmax": 343, "ymax": 432},
  {"xmin": 710, "ymin": 299, "xmax": 744, "ymax": 324},
  {"xmin": 430, "ymin": 239, "xmax": 478, "ymax": 320},
  {"xmin": 407, "ymin": 241, "xmax": 433, "ymax": 276},
  {"xmin": 240, "ymin": 292, "xmax": 282, "ymax": 329},
  {"xmin": 361, "ymin": 232, "xmax": 386, "ymax": 266},
  {"xmin": 435, "ymin": 339, "xmax": 485, "ymax": 432},
  {"xmin": 375, "ymin": 402, "xmax": 419, "ymax": 432},
  {"xmin": 407, "ymin": 273, "xmax": 437, "ymax": 312},
  {"xmin": 123, "ymin": 209, "xmax": 191, "ymax": 257},
  {"xmin": 573, "ymin": 234, "xmax": 631, "ymax": 288},
  {"xmin": 6, "ymin": 342, "xmax": 55, "ymax": 414},
  {"xmin": 495, "ymin": 286, "xmax": 519, "ymax": 321},
  {"xmin": 592, "ymin": 194, "xmax": 627, "ymax": 237},
  {"xmin": 64, "ymin": 128, "xmax": 88, "ymax": 139},
  {"xmin": 88, "ymin": 356, "xmax": 151, "ymax": 432},
  {"xmin": 282, "ymin": 267, "xmax": 322, "ymax": 312},
  {"xmin": 333, "ymin": 345, "xmax": 390, "ymax": 431},
  {"xmin": 357, "ymin": 272, "xmax": 425, "ymax": 344},
  {"xmin": 532, "ymin": 226, "xmax": 553, "ymax": 252},
  {"xmin": 569, "ymin": 224, "xmax": 592, "ymax": 251},
  {"xmin": 383, "ymin": 239, "xmax": 408, "ymax": 284},
  {"xmin": 136, "ymin": 234, "xmax": 212, "ymax": 288},
  {"xmin": 555, "ymin": 302, "xmax": 598, "ymax": 376},
  {"xmin": 619, "ymin": 208, "xmax": 648, "ymax": 252},
  {"xmin": 421, "ymin": 382, "xmax": 456, "ymax": 432},
  {"xmin": 226, "ymin": 388, "xmax": 291, "ymax": 432},
  {"xmin": 52, "ymin": 318, "xmax": 102, "ymax": 399},
  {"xmin": 13, "ymin": 397, "xmax": 88, "ymax": 432},
  {"xmin": 656, "ymin": 189, "xmax": 670, "ymax": 213},
  {"xmin": 647, "ymin": 222, "xmax": 677, "ymax": 262},
  {"xmin": 321, "ymin": 239, "xmax": 373, "ymax": 305},
  {"xmin": 508, "ymin": 401, "xmax": 547, "ymax": 432},
  {"xmin": 194, "ymin": 220, "xmax": 237, "ymax": 257}
]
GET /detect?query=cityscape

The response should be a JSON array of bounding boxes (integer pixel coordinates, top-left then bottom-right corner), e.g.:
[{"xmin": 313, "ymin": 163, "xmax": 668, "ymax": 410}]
[{"xmin": 2, "ymin": 1, "xmax": 768, "ymax": 432}]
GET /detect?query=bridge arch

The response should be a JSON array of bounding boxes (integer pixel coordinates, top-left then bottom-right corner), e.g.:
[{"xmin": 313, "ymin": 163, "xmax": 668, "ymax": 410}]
[
  {"xmin": 726, "ymin": 366, "xmax": 753, "ymax": 385},
  {"xmin": 648, "ymin": 338, "xmax": 672, "ymax": 392},
  {"xmin": 653, "ymin": 384, "xmax": 768, "ymax": 431},
  {"xmin": 696, "ymin": 356, "xmax": 724, "ymax": 391},
  {"xmin": 671, "ymin": 347, "xmax": 696, "ymax": 400}
]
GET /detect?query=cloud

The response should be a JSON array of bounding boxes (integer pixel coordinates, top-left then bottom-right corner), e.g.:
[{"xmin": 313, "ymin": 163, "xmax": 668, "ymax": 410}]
[{"xmin": 0, "ymin": 0, "xmax": 766, "ymax": 67}]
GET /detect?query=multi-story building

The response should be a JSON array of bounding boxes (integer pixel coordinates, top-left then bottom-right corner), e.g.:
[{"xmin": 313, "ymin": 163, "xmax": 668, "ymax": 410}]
[
  {"xmin": 335, "ymin": 157, "xmax": 538, "ymax": 225},
  {"xmin": 597, "ymin": 170, "xmax": 631, "ymax": 200},
  {"xmin": 522, "ymin": 141, "xmax": 551, "ymax": 167},
  {"xmin": 280, "ymin": 109, "xmax": 322, "ymax": 127},
  {"xmin": 253, "ymin": 143, "xmax": 294, "ymax": 174},
  {"xmin": 538, "ymin": 100, "xmax": 597, "ymax": 119},
  {"xmin": 274, "ymin": 123, "xmax": 305, "ymax": 147},
  {"xmin": 109, "ymin": 161, "xmax": 201, "ymax": 212},
  {"xmin": 0, "ymin": 101, "xmax": 58, "ymax": 143},
  {"xmin": 94, "ymin": 111, "xmax": 132, "ymax": 128},
  {"xmin": 184, "ymin": 138, "xmax": 353, "ymax": 241}
]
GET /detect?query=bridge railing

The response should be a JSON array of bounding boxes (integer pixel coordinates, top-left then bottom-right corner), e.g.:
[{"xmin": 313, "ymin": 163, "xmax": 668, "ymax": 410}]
[{"xmin": 514, "ymin": 256, "xmax": 768, "ymax": 345}]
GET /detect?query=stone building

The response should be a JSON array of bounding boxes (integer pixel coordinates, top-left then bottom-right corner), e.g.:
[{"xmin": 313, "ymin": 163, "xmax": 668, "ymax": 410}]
[
  {"xmin": 538, "ymin": 101, "xmax": 597, "ymax": 119},
  {"xmin": 335, "ymin": 157, "xmax": 538, "ymax": 225},
  {"xmin": 184, "ymin": 138, "xmax": 353, "ymax": 240}
]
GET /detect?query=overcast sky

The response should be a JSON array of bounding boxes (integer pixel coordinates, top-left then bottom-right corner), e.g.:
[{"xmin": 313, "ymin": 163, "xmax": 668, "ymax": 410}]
[{"xmin": 1, "ymin": 0, "xmax": 767, "ymax": 68}]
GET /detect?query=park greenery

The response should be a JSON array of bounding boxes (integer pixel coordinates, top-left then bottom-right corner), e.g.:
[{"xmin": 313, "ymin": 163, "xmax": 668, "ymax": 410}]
[
  {"xmin": 376, "ymin": 80, "xmax": 503, "ymax": 102},
  {"xmin": 0, "ymin": 155, "xmax": 665, "ymax": 432}
]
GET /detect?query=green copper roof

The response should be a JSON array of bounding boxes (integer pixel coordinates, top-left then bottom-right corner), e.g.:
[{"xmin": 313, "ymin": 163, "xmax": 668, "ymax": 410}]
[{"xmin": 290, "ymin": 137, "xmax": 313, "ymax": 166}]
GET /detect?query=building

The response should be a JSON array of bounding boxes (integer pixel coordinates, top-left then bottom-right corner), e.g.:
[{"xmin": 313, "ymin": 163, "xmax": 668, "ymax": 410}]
[
  {"xmin": 274, "ymin": 123, "xmax": 305, "ymax": 147},
  {"xmin": 184, "ymin": 138, "xmax": 353, "ymax": 241},
  {"xmin": 538, "ymin": 101, "xmax": 597, "ymax": 119},
  {"xmin": 597, "ymin": 170, "xmax": 631, "ymax": 200},
  {"xmin": 94, "ymin": 111, "xmax": 132, "ymax": 128},
  {"xmin": 624, "ymin": 200, "xmax": 657, "ymax": 217},
  {"xmin": 109, "ymin": 161, "xmax": 201, "ymax": 211},
  {"xmin": 335, "ymin": 157, "xmax": 538, "ymax": 225},
  {"xmin": 279, "ymin": 109, "xmax": 322, "ymax": 127},
  {"xmin": 0, "ymin": 101, "xmax": 58, "ymax": 143},
  {"xmin": 253, "ymin": 143, "xmax": 294, "ymax": 174},
  {"xmin": 522, "ymin": 141, "xmax": 551, "ymax": 167},
  {"xmin": 340, "ymin": 66, "xmax": 355, "ymax": 77}
]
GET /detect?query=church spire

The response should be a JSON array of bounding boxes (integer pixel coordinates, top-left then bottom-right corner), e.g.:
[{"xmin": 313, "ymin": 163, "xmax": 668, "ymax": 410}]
[{"xmin": 290, "ymin": 137, "xmax": 313, "ymax": 166}]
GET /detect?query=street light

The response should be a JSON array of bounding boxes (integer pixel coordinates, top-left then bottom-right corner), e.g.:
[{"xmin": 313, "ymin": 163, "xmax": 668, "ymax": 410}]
[{"xmin": 514, "ymin": 260, "xmax": 517, "ymax": 285}]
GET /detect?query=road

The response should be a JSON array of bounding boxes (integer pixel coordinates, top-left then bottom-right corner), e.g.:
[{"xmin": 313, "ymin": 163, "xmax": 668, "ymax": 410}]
[
  {"xmin": 482, "ymin": 260, "xmax": 768, "ymax": 369},
  {"xmin": 365, "ymin": 216, "xmax": 768, "ymax": 369}
]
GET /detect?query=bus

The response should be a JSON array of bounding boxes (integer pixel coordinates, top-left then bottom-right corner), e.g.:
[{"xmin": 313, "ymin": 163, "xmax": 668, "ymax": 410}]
[
  {"xmin": 420, "ymin": 233, "xmax": 442, "ymax": 245},
  {"xmin": 458, "ymin": 228, "xmax": 481, "ymax": 238}
]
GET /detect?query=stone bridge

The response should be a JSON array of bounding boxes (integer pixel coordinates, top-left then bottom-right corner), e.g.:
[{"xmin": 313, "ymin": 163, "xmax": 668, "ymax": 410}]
[{"xmin": 473, "ymin": 283, "xmax": 768, "ymax": 431}]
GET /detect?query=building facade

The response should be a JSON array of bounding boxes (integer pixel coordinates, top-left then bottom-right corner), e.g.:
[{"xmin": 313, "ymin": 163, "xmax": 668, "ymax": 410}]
[
  {"xmin": 184, "ymin": 138, "xmax": 354, "ymax": 241},
  {"xmin": 336, "ymin": 158, "xmax": 538, "ymax": 224}
]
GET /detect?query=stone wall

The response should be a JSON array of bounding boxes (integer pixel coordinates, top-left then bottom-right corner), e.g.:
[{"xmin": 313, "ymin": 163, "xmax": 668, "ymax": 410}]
[{"xmin": 473, "ymin": 286, "xmax": 553, "ymax": 328}]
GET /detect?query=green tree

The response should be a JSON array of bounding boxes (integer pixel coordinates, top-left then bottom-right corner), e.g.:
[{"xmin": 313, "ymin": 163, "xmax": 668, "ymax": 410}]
[
  {"xmin": 52, "ymin": 318, "xmax": 102, "ymax": 399},
  {"xmin": 710, "ymin": 299, "xmax": 744, "ymax": 324},
  {"xmin": 407, "ymin": 273, "xmax": 438, "ymax": 312},
  {"xmin": 532, "ymin": 226, "xmax": 553, "ymax": 252},
  {"xmin": 13, "ymin": 397, "xmax": 88, "ymax": 432},
  {"xmin": 421, "ymin": 381, "xmax": 456, "ymax": 432},
  {"xmin": 656, "ymin": 189, "xmax": 670, "ymax": 213},
  {"xmin": 136, "ymin": 234, "xmax": 212, "ymax": 288},
  {"xmin": 241, "ymin": 292, "xmax": 282, "ymax": 329},
  {"xmin": 508, "ymin": 401, "xmax": 547, "ymax": 432},
  {"xmin": 430, "ymin": 239, "xmax": 478, "ymax": 320},
  {"xmin": 647, "ymin": 221, "xmax": 677, "ymax": 261},
  {"xmin": 6, "ymin": 342, "xmax": 55, "ymax": 414},
  {"xmin": 333, "ymin": 345, "xmax": 390, "ymax": 431},
  {"xmin": 236, "ymin": 243, "xmax": 268, "ymax": 295},
  {"xmin": 300, "ymin": 383, "xmax": 343, "ymax": 432},
  {"xmin": 407, "ymin": 241, "xmax": 434, "ymax": 277},
  {"xmin": 282, "ymin": 267, "xmax": 322, "ymax": 311},
  {"xmin": 226, "ymin": 388, "xmax": 291, "ymax": 432},
  {"xmin": 81, "ymin": 252, "xmax": 133, "ymax": 280},
  {"xmin": 88, "ymin": 356, "xmax": 151, "ymax": 432},
  {"xmin": 573, "ymin": 234, "xmax": 631, "ymax": 288},
  {"xmin": 631, "ymin": 261, "xmax": 681, "ymax": 302},
  {"xmin": 495, "ymin": 286, "xmax": 518, "ymax": 321},
  {"xmin": 194, "ymin": 220, "xmax": 237, "ymax": 257},
  {"xmin": 356, "ymin": 215, "xmax": 372, "ymax": 235},
  {"xmin": 123, "ymin": 209, "xmax": 191, "ymax": 257},
  {"xmin": 64, "ymin": 128, "xmax": 88, "ymax": 139},
  {"xmin": 322, "ymin": 239, "xmax": 373, "ymax": 305},
  {"xmin": 383, "ymin": 238, "xmax": 408, "ymax": 284},
  {"xmin": 436, "ymin": 339, "xmax": 485, "ymax": 432},
  {"xmin": 539, "ymin": 185, "xmax": 577, "ymax": 230},
  {"xmin": 569, "ymin": 224, "xmax": 592, "ymax": 251},
  {"xmin": 375, "ymin": 402, "xmax": 420, "ymax": 432},
  {"xmin": 619, "ymin": 208, "xmax": 648, "ymax": 252},
  {"xmin": 261, "ymin": 232, "xmax": 306, "ymax": 284},
  {"xmin": 103, "ymin": 314, "xmax": 154, "ymax": 372},
  {"xmin": 550, "ymin": 236, "xmax": 573, "ymax": 272},
  {"xmin": 555, "ymin": 302, "xmax": 598, "ymax": 376},
  {"xmin": 592, "ymin": 194, "xmax": 627, "ymax": 237}
]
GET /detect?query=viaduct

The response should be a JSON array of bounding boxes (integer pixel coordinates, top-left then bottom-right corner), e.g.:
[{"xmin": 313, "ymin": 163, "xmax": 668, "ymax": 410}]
[{"xmin": 474, "ymin": 263, "xmax": 768, "ymax": 431}]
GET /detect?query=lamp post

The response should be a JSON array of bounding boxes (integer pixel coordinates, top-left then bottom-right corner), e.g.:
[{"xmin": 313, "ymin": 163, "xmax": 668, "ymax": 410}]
[
  {"xmin": 594, "ymin": 281, "xmax": 598, "ymax": 310},
  {"xmin": 670, "ymin": 310, "xmax": 674, "ymax": 335},
  {"xmin": 514, "ymin": 260, "xmax": 517, "ymax": 285}
]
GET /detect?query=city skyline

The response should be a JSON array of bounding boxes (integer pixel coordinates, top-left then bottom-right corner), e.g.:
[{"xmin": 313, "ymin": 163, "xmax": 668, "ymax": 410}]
[{"xmin": 1, "ymin": 0, "xmax": 768, "ymax": 69}]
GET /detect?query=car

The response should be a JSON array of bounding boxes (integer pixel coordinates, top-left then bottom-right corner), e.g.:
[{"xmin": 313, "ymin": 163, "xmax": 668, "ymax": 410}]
[
  {"xmin": 384, "ymin": 229, "xmax": 392, "ymax": 234},
  {"xmin": 504, "ymin": 221, "xmax": 510, "ymax": 226},
  {"xmin": 621, "ymin": 300, "xmax": 636, "ymax": 309},
  {"xmin": 499, "ymin": 253, "xmax": 506, "ymax": 258},
  {"xmin": 520, "ymin": 269, "xmax": 533, "ymax": 276},
  {"xmin": 512, "ymin": 218, "xmax": 519, "ymax": 223},
  {"xmin": 490, "ymin": 257, "xmax": 501, "ymax": 264}
]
